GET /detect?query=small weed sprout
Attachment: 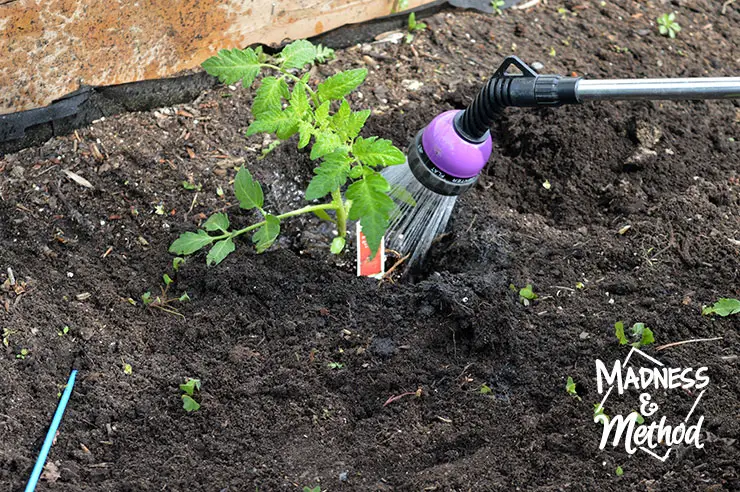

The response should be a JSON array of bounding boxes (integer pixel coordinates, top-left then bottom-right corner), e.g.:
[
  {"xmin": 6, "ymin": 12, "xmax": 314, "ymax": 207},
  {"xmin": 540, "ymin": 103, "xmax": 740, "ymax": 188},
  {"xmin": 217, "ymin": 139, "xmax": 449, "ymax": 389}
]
[
  {"xmin": 2, "ymin": 328, "xmax": 15, "ymax": 347},
  {"xmin": 303, "ymin": 487, "xmax": 321, "ymax": 492},
  {"xmin": 615, "ymin": 321, "xmax": 654, "ymax": 348},
  {"xmin": 480, "ymin": 384, "xmax": 493, "ymax": 395},
  {"xmin": 327, "ymin": 361, "xmax": 344, "ymax": 370},
  {"xmin": 180, "ymin": 378, "xmax": 202, "ymax": 412},
  {"xmin": 511, "ymin": 283, "xmax": 538, "ymax": 305},
  {"xmin": 405, "ymin": 12, "xmax": 427, "ymax": 44},
  {"xmin": 141, "ymin": 272, "xmax": 190, "ymax": 317},
  {"xmin": 565, "ymin": 376, "xmax": 581, "ymax": 401},
  {"xmin": 491, "ymin": 0, "xmax": 505, "ymax": 15},
  {"xmin": 171, "ymin": 40, "xmax": 406, "ymax": 265},
  {"xmin": 657, "ymin": 13, "xmax": 681, "ymax": 39},
  {"xmin": 593, "ymin": 403, "xmax": 609, "ymax": 425},
  {"xmin": 57, "ymin": 325, "xmax": 70, "ymax": 337},
  {"xmin": 616, "ymin": 466, "xmax": 624, "ymax": 476},
  {"xmin": 702, "ymin": 298, "xmax": 740, "ymax": 317},
  {"xmin": 16, "ymin": 348, "xmax": 29, "ymax": 360}
]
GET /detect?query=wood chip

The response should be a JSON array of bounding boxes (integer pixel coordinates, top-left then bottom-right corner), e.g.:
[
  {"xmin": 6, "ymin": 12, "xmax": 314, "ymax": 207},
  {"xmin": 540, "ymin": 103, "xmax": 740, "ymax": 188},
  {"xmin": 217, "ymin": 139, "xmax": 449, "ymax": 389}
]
[{"xmin": 63, "ymin": 169, "xmax": 94, "ymax": 189}]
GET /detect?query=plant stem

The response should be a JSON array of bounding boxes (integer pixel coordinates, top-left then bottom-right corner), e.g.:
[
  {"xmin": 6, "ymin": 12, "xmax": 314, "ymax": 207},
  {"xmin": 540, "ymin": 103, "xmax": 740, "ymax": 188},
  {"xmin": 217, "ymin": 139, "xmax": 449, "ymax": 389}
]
[
  {"xmin": 261, "ymin": 63, "xmax": 320, "ymax": 105},
  {"xmin": 331, "ymin": 189, "xmax": 348, "ymax": 238},
  {"xmin": 230, "ymin": 202, "xmax": 339, "ymax": 239}
]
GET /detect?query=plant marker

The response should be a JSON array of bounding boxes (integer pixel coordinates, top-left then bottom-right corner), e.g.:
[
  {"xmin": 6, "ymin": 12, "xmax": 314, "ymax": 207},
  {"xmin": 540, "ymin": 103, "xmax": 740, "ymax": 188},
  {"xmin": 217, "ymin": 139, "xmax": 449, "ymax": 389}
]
[
  {"xmin": 356, "ymin": 222, "xmax": 384, "ymax": 278},
  {"xmin": 25, "ymin": 369, "xmax": 77, "ymax": 492}
]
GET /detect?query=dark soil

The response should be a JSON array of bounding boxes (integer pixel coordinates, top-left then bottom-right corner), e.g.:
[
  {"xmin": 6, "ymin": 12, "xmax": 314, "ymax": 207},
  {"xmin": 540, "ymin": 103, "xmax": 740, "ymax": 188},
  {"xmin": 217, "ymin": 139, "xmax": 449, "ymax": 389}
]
[{"xmin": 1, "ymin": 1, "xmax": 739, "ymax": 490}]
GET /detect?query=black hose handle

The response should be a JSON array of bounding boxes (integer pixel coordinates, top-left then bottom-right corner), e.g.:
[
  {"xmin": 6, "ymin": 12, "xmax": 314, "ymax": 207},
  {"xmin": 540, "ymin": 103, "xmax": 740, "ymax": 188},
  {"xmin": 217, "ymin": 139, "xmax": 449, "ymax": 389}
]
[{"xmin": 454, "ymin": 56, "xmax": 582, "ymax": 142}]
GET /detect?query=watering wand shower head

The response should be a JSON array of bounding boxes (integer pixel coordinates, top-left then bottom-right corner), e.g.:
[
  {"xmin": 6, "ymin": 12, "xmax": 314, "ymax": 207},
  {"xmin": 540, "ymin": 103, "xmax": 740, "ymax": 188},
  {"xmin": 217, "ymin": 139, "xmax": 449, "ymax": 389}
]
[{"xmin": 383, "ymin": 56, "xmax": 740, "ymax": 265}]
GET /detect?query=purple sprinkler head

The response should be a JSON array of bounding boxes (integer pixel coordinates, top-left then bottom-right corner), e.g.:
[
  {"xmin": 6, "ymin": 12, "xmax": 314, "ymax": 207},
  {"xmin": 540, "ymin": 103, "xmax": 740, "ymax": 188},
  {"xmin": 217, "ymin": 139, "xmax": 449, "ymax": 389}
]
[{"xmin": 406, "ymin": 110, "xmax": 493, "ymax": 196}]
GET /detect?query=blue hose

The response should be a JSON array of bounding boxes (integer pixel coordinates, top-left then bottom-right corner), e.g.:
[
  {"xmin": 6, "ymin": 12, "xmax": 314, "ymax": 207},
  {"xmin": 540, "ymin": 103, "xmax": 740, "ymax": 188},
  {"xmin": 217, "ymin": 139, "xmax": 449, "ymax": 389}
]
[{"xmin": 25, "ymin": 369, "xmax": 78, "ymax": 492}]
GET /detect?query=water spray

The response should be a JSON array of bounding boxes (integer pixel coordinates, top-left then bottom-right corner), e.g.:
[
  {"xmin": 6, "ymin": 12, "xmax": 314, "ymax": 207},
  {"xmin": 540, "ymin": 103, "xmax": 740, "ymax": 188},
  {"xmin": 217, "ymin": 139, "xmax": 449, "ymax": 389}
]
[{"xmin": 383, "ymin": 56, "xmax": 740, "ymax": 265}]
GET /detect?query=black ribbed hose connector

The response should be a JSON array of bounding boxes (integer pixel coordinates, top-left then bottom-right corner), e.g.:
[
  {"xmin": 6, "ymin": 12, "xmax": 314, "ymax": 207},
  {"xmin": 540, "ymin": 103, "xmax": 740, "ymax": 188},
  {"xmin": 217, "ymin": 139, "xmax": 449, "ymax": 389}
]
[{"xmin": 454, "ymin": 56, "xmax": 582, "ymax": 143}]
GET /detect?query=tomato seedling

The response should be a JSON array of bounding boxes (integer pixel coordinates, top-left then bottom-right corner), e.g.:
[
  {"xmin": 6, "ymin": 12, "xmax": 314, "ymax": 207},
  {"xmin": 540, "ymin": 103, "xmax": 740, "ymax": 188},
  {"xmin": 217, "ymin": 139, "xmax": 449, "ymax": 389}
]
[
  {"xmin": 615, "ymin": 321, "xmax": 654, "ymax": 348},
  {"xmin": 170, "ymin": 40, "xmax": 406, "ymax": 265},
  {"xmin": 180, "ymin": 378, "xmax": 202, "ymax": 412}
]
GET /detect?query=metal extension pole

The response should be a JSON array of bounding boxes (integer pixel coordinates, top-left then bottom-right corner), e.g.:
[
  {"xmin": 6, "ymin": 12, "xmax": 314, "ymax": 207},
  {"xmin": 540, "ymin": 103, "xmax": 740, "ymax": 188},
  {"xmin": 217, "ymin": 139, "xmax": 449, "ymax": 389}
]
[{"xmin": 575, "ymin": 77, "xmax": 740, "ymax": 101}]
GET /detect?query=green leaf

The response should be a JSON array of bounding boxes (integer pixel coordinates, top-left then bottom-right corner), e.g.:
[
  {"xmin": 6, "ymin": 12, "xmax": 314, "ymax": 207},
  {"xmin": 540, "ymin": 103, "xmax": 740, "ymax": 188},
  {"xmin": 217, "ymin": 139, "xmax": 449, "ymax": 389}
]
[
  {"xmin": 253, "ymin": 215, "xmax": 280, "ymax": 253},
  {"xmin": 519, "ymin": 284, "xmax": 538, "ymax": 300},
  {"xmin": 480, "ymin": 384, "xmax": 492, "ymax": 395},
  {"xmin": 278, "ymin": 39, "xmax": 317, "ymax": 69},
  {"xmin": 310, "ymin": 132, "xmax": 344, "ymax": 160},
  {"xmin": 331, "ymin": 99, "xmax": 351, "ymax": 130},
  {"xmin": 179, "ymin": 378, "xmax": 201, "ymax": 396},
  {"xmin": 346, "ymin": 172, "xmax": 394, "ymax": 255},
  {"xmin": 315, "ymin": 101, "xmax": 330, "ymax": 124},
  {"xmin": 315, "ymin": 44, "xmax": 335, "ymax": 63},
  {"xmin": 565, "ymin": 376, "xmax": 576, "ymax": 395},
  {"xmin": 317, "ymin": 68, "xmax": 367, "ymax": 102},
  {"xmin": 615, "ymin": 321, "xmax": 628, "ymax": 345},
  {"xmin": 702, "ymin": 298, "xmax": 740, "ymax": 317},
  {"xmin": 349, "ymin": 166, "xmax": 364, "ymax": 179},
  {"xmin": 182, "ymin": 395, "xmax": 201, "ymax": 412},
  {"xmin": 172, "ymin": 257, "xmax": 185, "ymax": 271},
  {"xmin": 246, "ymin": 107, "xmax": 298, "ymax": 138},
  {"xmin": 305, "ymin": 151, "xmax": 351, "ymax": 200},
  {"xmin": 408, "ymin": 12, "xmax": 417, "ymax": 29},
  {"xmin": 330, "ymin": 236, "xmax": 346, "ymax": 254},
  {"xmin": 616, "ymin": 466, "xmax": 623, "ymax": 477},
  {"xmin": 207, "ymin": 238, "xmax": 236, "ymax": 266},
  {"xmin": 202, "ymin": 48, "xmax": 260, "ymax": 87},
  {"xmin": 634, "ymin": 412, "xmax": 645, "ymax": 424},
  {"xmin": 313, "ymin": 208, "xmax": 335, "ymax": 223},
  {"xmin": 202, "ymin": 212, "xmax": 230, "ymax": 233},
  {"xmin": 234, "ymin": 167, "xmax": 264, "ymax": 210},
  {"xmin": 352, "ymin": 136, "xmax": 406, "ymax": 167},
  {"xmin": 298, "ymin": 121, "xmax": 313, "ymax": 149},
  {"xmin": 253, "ymin": 76, "xmax": 289, "ymax": 117},
  {"xmin": 163, "ymin": 273, "xmax": 173, "ymax": 286},
  {"xmin": 638, "ymin": 327, "xmax": 654, "ymax": 347},
  {"xmin": 290, "ymin": 83, "xmax": 309, "ymax": 118},
  {"xmin": 169, "ymin": 230, "xmax": 214, "ymax": 255},
  {"xmin": 346, "ymin": 109, "xmax": 370, "ymax": 139}
]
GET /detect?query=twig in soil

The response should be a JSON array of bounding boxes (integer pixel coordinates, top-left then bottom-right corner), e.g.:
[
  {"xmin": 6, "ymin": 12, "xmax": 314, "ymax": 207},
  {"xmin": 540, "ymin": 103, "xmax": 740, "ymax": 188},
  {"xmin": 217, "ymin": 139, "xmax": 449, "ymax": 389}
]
[
  {"xmin": 655, "ymin": 337, "xmax": 723, "ymax": 351},
  {"xmin": 722, "ymin": 0, "xmax": 735, "ymax": 14},
  {"xmin": 512, "ymin": 0, "xmax": 540, "ymax": 9},
  {"xmin": 380, "ymin": 253, "xmax": 410, "ymax": 282},
  {"xmin": 383, "ymin": 387, "xmax": 422, "ymax": 407}
]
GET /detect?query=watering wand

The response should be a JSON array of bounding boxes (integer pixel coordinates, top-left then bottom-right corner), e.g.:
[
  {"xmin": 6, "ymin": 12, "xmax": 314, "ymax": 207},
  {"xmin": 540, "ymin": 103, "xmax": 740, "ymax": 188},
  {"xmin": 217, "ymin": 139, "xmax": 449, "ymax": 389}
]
[{"xmin": 382, "ymin": 56, "xmax": 740, "ymax": 263}]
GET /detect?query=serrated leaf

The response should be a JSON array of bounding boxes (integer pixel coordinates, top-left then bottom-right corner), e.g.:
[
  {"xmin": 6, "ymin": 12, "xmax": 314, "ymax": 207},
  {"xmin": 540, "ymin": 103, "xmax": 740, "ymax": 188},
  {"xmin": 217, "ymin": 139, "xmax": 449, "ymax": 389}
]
[
  {"xmin": 234, "ymin": 167, "xmax": 263, "ymax": 210},
  {"xmin": 169, "ymin": 230, "xmax": 214, "ymax": 255},
  {"xmin": 315, "ymin": 44, "xmax": 335, "ymax": 63},
  {"xmin": 349, "ymin": 166, "xmax": 364, "ymax": 179},
  {"xmin": 305, "ymin": 151, "xmax": 352, "ymax": 200},
  {"xmin": 279, "ymin": 39, "xmax": 317, "ymax": 69},
  {"xmin": 315, "ymin": 101, "xmax": 330, "ymax": 124},
  {"xmin": 346, "ymin": 109, "xmax": 370, "ymax": 139},
  {"xmin": 346, "ymin": 172, "xmax": 394, "ymax": 255},
  {"xmin": 615, "ymin": 321, "xmax": 628, "ymax": 345},
  {"xmin": 202, "ymin": 212, "xmax": 230, "ymax": 233},
  {"xmin": 275, "ymin": 107, "xmax": 299, "ymax": 140},
  {"xmin": 252, "ymin": 215, "xmax": 280, "ymax": 253},
  {"xmin": 331, "ymin": 99, "xmax": 351, "ymax": 132},
  {"xmin": 246, "ymin": 108, "xmax": 298, "ymax": 138},
  {"xmin": 207, "ymin": 238, "xmax": 235, "ymax": 266},
  {"xmin": 352, "ymin": 136, "xmax": 406, "ymax": 167},
  {"xmin": 182, "ymin": 395, "xmax": 201, "ymax": 412},
  {"xmin": 331, "ymin": 236, "xmax": 346, "ymax": 254},
  {"xmin": 202, "ymin": 48, "xmax": 260, "ymax": 87},
  {"xmin": 318, "ymin": 68, "xmax": 367, "ymax": 102},
  {"xmin": 290, "ymin": 83, "xmax": 309, "ymax": 118},
  {"xmin": 253, "ymin": 76, "xmax": 289, "ymax": 117},
  {"xmin": 702, "ymin": 298, "xmax": 740, "ymax": 317},
  {"xmin": 298, "ymin": 121, "xmax": 313, "ymax": 149},
  {"xmin": 310, "ymin": 132, "xmax": 344, "ymax": 160}
]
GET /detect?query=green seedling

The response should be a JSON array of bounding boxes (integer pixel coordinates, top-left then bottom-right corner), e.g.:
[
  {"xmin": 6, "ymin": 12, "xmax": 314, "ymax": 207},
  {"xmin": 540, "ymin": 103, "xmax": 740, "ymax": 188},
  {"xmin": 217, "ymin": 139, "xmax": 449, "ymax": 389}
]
[
  {"xmin": 123, "ymin": 362, "xmax": 133, "ymax": 375},
  {"xmin": 16, "ymin": 348, "xmax": 29, "ymax": 360},
  {"xmin": 702, "ymin": 298, "xmax": 740, "ymax": 317},
  {"xmin": 141, "ymin": 272, "xmax": 190, "ymax": 317},
  {"xmin": 491, "ymin": 0, "xmax": 505, "ymax": 15},
  {"xmin": 172, "ymin": 257, "xmax": 185, "ymax": 272},
  {"xmin": 327, "ymin": 361, "xmax": 344, "ymax": 370},
  {"xmin": 155, "ymin": 204, "xmax": 166, "ymax": 215},
  {"xmin": 615, "ymin": 321, "xmax": 654, "ymax": 348},
  {"xmin": 594, "ymin": 403, "xmax": 609, "ymax": 424},
  {"xmin": 57, "ymin": 325, "xmax": 70, "ymax": 336},
  {"xmin": 616, "ymin": 466, "xmax": 624, "ymax": 476},
  {"xmin": 182, "ymin": 180, "xmax": 202, "ymax": 191},
  {"xmin": 657, "ymin": 13, "xmax": 681, "ymax": 39},
  {"xmin": 180, "ymin": 378, "xmax": 201, "ymax": 412},
  {"xmin": 565, "ymin": 376, "xmax": 581, "ymax": 401},
  {"xmin": 171, "ymin": 40, "xmax": 406, "ymax": 265},
  {"xmin": 515, "ymin": 284, "xmax": 538, "ymax": 305},
  {"xmin": 314, "ymin": 44, "xmax": 335, "ymax": 64},
  {"xmin": 405, "ymin": 12, "xmax": 428, "ymax": 43},
  {"xmin": 480, "ymin": 384, "xmax": 493, "ymax": 395},
  {"xmin": 2, "ymin": 328, "xmax": 15, "ymax": 348},
  {"xmin": 303, "ymin": 487, "xmax": 321, "ymax": 492}
]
